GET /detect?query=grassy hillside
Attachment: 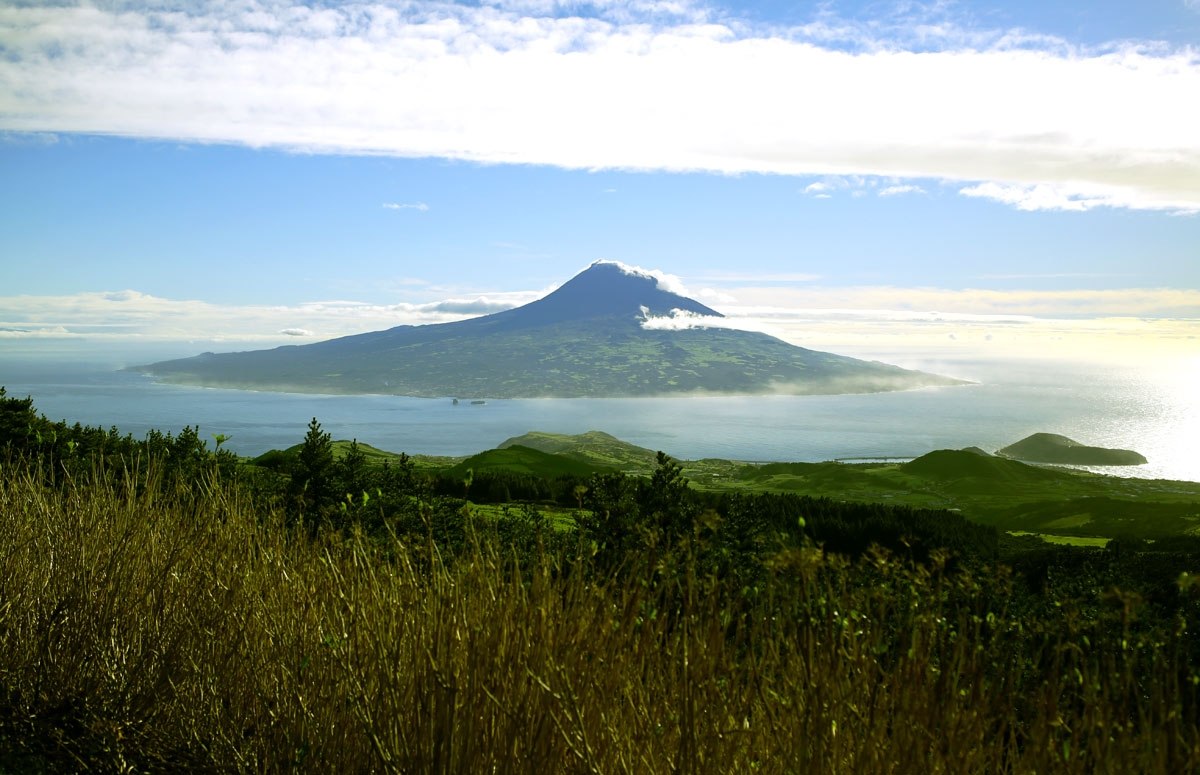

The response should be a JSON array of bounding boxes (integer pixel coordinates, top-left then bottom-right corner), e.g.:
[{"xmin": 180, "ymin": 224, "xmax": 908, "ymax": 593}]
[
  {"xmin": 243, "ymin": 428, "xmax": 1200, "ymax": 545},
  {"xmin": 443, "ymin": 445, "xmax": 607, "ymax": 479},
  {"xmin": 498, "ymin": 430, "xmax": 659, "ymax": 471},
  {"xmin": 726, "ymin": 449, "xmax": 1200, "ymax": 543}
]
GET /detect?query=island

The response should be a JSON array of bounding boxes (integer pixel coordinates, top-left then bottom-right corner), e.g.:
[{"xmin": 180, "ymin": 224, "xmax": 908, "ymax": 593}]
[
  {"xmin": 132, "ymin": 261, "xmax": 966, "ymax": 398},
  {"xmin": 996, "ymin": 433, "xmax": 1147, "ymax": 466}
]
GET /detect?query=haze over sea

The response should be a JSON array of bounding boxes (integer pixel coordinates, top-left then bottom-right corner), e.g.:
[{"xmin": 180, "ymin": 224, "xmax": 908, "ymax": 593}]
[{"xmin": 3, "ymin": 352, "xmax": 1196, "ymax": 484}]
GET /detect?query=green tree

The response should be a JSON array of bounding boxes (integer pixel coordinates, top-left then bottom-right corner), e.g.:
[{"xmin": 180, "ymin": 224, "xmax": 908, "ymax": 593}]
[
  {"xmin": 337, "ymin": 438, "xmax": 369, "ymax": 497},
  {"xmin": 576, "ymin": 472, "xmax": 640, "ymax": 567},
  {"xmin": 639, "ymin": 451, "xmax": 697, "ymax": 543},
  {"xmin": 291, "ymin": 417, "xmax": 335, "ymax": 519},
  {"xmin": 0, "ymin": 387, "xmax": 40, "ymax": 456}
]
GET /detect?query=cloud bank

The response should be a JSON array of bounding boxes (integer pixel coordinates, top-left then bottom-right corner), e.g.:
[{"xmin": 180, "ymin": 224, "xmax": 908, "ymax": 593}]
[
  {"xmin": 0, "ymin": 287, "xmax": 544, "ymax": 345},
  {"xmin": 4, "ymin": 282, "xmax": 1195, "ymax": 366},
  {"xmin": 2, "ymin": 1, "xmax": 1198, "ymax": 212}
]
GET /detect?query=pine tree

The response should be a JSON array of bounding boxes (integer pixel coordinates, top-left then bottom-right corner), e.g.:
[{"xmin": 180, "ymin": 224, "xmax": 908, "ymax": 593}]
[{"xmin": 291, "ymin": 417, "xmax": 334, "ymax": 518}]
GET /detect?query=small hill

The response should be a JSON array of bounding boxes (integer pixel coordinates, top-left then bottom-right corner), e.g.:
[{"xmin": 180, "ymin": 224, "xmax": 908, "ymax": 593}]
[
  {"xmin": 444, "ymin": 445, "xmax": 607, "ymax": 479},
  {"xmin": 901, "ymin": 449, "xmax": 1069, "ymax": 485},
  {"xmin": 997, "ymin": 433, "xmax": 1147, "ymax": 466},
  {"xmin": 498, "ymin": 430, "xmax": 659, "ymax": 471},
  {"xmin": 251, "ymin": 439, "xmax": 403, "ymax": 469},
  {"xmin": 251, "ymin": 440, "xmax": 457, "ymax": 471}
]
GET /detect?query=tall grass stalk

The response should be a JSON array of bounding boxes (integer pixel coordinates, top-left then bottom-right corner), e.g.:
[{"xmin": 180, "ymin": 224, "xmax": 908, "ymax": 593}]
[{"xmin": 0, "ymin": 458, "xmax": 1196, "ymax": 772}]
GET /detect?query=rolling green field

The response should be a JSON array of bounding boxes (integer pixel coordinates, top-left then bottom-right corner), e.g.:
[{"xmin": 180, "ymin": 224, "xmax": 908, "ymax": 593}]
[{"xmin": 325, "ymin": 430, "xmax": 1200, "ymax": 546}]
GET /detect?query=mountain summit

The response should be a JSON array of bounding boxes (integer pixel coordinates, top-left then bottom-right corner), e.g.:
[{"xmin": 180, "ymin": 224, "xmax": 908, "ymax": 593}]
[
  {"xmin": 135, "ymin": 263, "xmax": 965, "ymax": 398},
  {"xmin": 485, "ymin": 261, "xmax": 721, "ymax": 327}
]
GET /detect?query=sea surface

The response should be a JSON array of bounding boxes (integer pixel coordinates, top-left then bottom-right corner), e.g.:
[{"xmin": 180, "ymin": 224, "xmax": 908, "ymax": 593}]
[{"xmin": 1, "ymin": 355, "xmax": 1197, "ymax": 482}]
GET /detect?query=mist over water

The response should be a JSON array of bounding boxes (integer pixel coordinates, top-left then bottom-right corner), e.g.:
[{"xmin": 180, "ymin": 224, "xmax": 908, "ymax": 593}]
[{"xmin": 1, "ymin": 354, "xmax": 1196, "ymax": 482}]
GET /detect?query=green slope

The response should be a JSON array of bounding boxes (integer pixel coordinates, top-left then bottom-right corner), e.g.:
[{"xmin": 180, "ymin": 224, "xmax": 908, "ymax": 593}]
[
  {"xmin": 498, "ymin": 430, "xmax": 659, "ymax": 471},
  {"xmin": 444, "ymin": 445, "xmax": 608, "ymax": 479}
]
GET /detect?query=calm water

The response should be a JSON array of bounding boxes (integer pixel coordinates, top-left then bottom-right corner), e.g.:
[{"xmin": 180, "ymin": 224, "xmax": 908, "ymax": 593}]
[{"xmin": 1, "ymin": 355, "xmax": 1196, "ymax": 482}]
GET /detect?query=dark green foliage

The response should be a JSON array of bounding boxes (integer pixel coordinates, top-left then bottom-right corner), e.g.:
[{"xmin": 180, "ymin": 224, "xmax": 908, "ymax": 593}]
[
  {"xmin": 711, "ymin": 490, "xmax": 999, "ymax": 561},
  {"xmin": 0, "ymin": 387, "xmax": 237, "ymax": 490},
  {"xmin": 639, "ymin": 451, "xmax": 699, "ymax": 541},
  {"xmin": 336, "ymin": 438, "xmax": 370, "ymax": 498},
  {"xmin": 288, "ymin": 417, "xmax": 336, "ymax": 520}
]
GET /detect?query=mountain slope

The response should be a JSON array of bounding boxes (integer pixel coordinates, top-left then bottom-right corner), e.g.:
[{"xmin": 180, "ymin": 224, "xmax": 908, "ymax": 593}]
[{"xmin": 134, "ymin": 261, "xmax": 965, "ymax": 398}]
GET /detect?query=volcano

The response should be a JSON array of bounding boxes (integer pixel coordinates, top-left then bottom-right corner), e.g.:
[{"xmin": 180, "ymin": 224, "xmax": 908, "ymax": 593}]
[{"xmin": 134, "ymin": 261, "xmax": 965, "ymax": 398}]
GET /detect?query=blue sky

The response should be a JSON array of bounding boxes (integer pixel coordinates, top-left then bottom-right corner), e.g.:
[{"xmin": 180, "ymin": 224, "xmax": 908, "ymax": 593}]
[{"xmin": 1, "ymin": 0, "xmax": 1198, "ymax": 364}]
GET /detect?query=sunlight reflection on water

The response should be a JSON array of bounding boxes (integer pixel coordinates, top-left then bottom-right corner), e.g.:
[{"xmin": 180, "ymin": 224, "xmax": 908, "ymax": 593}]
[{"xmin": 1, "ymin": 355, "xmax": 1196, "ymax": 482}]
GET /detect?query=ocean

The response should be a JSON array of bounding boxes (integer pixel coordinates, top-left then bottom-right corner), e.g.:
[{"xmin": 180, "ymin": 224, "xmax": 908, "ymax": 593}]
[{"xmin": 1, "ymin": 354, "xmax": 1196, "ymax": 482}]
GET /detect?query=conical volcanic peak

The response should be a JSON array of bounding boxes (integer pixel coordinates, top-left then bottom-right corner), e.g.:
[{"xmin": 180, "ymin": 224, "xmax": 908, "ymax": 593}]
[
  {"xmin": 135, "ymin": 261, "xmax": 967, "ymax": 398},
  {"xmin": 485, "ymin": 261, "xmax": 721, "ymax": 329}
]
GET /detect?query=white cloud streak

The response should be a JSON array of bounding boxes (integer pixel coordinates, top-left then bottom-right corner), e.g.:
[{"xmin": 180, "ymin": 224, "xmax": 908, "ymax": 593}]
[
  {"xmin": 1, "ymin": 2, "xmax": 1198, "ymax": 212},
  {"xmin": 382, "ymin": 201, "xmax": 429, "ymax": 211},
  {"xmin": 3, "ymin": 283, "xmax": 1196, "ymax": 357},
  {"xmin": 595, "ymin": 259, "xmax": 692, "ymax": 296},
  {"xmin": 878, "ymin": 184, "xmax": 925, "ymax": 197},
  {"xmin": 0, "ymin": 287, "xmax": 545, "ymax": 344}
]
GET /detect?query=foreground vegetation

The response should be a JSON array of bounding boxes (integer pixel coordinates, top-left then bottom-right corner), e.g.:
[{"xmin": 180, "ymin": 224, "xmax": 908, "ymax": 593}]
[{"xmin": 2, "ymin": 390, "xmax": 1200, "ymax": 771}]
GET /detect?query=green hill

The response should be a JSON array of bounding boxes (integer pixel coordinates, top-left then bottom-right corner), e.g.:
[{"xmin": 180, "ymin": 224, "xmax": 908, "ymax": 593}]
[
  {"xmin": 997, "ymin": 433, "xmax": 1147, "ymax": 466},
  {"xmin": 901, "ymin": 449, "xmax": 1069, "ymax": 484},
  {"xmin": 444, "ymin": 445, "xmax": 607, "ymax": 479},
  {"xmin": 498, "ymin": 430, "xmax": 659, "ymax": 471}
]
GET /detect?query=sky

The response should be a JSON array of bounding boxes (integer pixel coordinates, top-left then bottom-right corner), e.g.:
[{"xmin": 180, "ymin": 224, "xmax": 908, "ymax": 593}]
[{"xmin": 1, "ymin": 0, "xmax": 1198, "ymax": 368}]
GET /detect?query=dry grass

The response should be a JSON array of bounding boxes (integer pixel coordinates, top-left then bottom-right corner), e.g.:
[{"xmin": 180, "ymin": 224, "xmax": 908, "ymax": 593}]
[{"xmin": 0, "ymin": 458, "xmax": 1197, "ymax": 773}]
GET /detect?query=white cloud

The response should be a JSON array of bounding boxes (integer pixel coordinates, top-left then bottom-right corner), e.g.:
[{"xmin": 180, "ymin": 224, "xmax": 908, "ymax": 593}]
[
  {"xmin": 804, "ymin": 176, "xmax": 930, "ymax": 201},
  {"xmin": 593, "ymin": 259, "xmax": 692, "ymax": 296},
  {"xmin": 4, "ymin": 282, "xmax": 1195, "ymax": 348},
  {"xmin": 2, "ymin": 2, "xmax": 1198, "ymax": 212},
  {"xmin": 878, "ymin": 184, "xmax": 925, "ymax": 197},
  {"xmin": 382, "ymin": 201, "xmax": 429, "ymax": 212},
  {"xmin": 695, "ymin": 287, "xmax": 737, "ymax": 304},
  {"xmin": 956, "ymin": 181, "xmax": 1196, "ymax": 213},
  {"xmin": 715, "ymin": 285, "xmax": 1200, "ymax": 319},
  {"xmin": 0, "ymin": 287, "xmax": 545, "ymax": 344},
  {"xmin": 640, "ymin": 308, "xmax": 745, "ymax": 331},
  {"xmin": 689, "ymin": 271, "xmax": 822, "ymax": 283},
  {"xmin": 2, "ymin": 280, "xmax": 1197, "ymax": 365}
]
